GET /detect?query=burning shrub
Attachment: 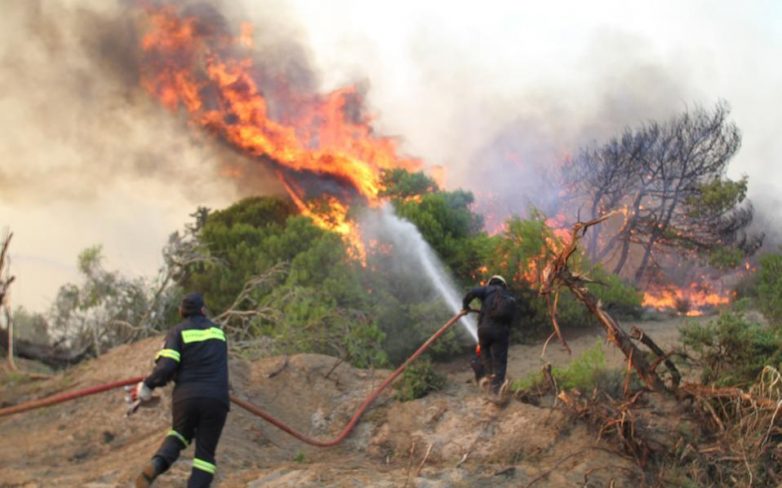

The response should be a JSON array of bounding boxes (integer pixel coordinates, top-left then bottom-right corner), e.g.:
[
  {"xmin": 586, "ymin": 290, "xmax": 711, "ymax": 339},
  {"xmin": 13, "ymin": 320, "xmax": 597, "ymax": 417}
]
[
  {"xmin": 482, "ymin": 211, "xmax": 642, "ymax": 337},
  {"xmin": 680, "ymin": 311, "xmax": 782, "ymax": 387}
]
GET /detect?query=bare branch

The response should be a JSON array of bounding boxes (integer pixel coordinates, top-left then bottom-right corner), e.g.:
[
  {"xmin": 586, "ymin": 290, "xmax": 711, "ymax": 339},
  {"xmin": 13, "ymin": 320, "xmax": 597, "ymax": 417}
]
[{"xmin": 540, "ymin": 213, "xmax": 667, "ymax": 392}]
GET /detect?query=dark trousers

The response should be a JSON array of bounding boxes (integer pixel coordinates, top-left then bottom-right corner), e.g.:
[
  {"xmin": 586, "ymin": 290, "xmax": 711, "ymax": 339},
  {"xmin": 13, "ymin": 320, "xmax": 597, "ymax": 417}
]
[
  {"xmin": 153, "ymin": 397, "xmax": 229, "ymax": 488},
  {"xmin": 478, "ymin": 325, "xmax": 510, "ymax": 393}
]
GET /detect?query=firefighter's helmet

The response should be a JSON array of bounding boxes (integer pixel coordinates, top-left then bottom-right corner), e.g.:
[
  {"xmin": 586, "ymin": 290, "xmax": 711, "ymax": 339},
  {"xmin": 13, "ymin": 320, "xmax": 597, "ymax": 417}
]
[{"xmin": 488, "ymin": 275, "xmax": 507, "ymax": 287}]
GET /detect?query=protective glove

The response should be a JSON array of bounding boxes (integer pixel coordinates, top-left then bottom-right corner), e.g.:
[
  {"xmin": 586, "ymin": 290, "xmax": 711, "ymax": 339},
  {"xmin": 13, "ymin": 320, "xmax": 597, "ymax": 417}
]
[
  {"xmin": 124, "ymin": 382, "xmax": 160, "ymax": 417},
  {"xmin": 134, "ymin": 381, "xmax": 153, "ymax": 402}
]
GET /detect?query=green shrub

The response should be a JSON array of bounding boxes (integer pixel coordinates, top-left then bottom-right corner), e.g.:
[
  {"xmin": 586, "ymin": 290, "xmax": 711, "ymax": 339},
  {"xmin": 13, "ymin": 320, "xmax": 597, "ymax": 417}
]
[
  {"xmin": 588, "ymin": 270, "xmax": 643, "ymax": 320},
  {"xmin": 756, "ymin": 253, "xmax": 782, "ymax": 324},
  {"xmin": 394, "ymin": 357, "xmax": 445, "ymax": 401},
  {"xmin": 680, "ymin": 311, "xmax": 782, "ymax": 387},
  {"xmin": 510, "ymin": 370, "xmax": 545, "ymax": 393},
  {"xmin": 733, "ymin": 271, "xmax": 759, "ymax": 301},
  {"xmin": 553, "ymin": 340, "xmax": 607, "ymax": 390},
  {"xmin": 512, "ymin": 340, "xmax": 608, "ymax": 393}
]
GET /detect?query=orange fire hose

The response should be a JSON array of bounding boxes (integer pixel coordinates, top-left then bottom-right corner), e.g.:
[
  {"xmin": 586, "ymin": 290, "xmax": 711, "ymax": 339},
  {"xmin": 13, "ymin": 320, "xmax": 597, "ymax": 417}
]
[{"xmin": 0, "ymin": 310, "xmax": 470, "ymax": 447}]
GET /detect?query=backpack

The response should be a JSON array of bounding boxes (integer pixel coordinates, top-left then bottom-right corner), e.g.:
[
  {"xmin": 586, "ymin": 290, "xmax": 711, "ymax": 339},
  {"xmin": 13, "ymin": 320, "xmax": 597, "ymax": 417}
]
[{"xmin": 485, "ymin": 287, "xmax": 517, "ymax": 323}]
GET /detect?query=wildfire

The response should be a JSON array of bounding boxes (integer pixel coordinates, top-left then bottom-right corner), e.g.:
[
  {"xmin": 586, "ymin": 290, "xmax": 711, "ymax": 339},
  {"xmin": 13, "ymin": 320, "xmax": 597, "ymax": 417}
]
[
  {"xmin": 642, "ymin": 282, "xmax": 733, "ymax": 315},
  {"xmin": 544, "ymin": 214, "xmax": 573, "ymax": 244},
  {"xmin": 137, "ymin": 4, "xmax": 422, "ymax": 260}
]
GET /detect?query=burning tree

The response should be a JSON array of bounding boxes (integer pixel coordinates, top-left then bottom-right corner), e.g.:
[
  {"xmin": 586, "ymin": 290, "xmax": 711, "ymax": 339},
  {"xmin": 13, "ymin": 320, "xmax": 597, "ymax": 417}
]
[
  {"xmin": 137, "ymin": 4, "xmax": 423, "ymax": 257},
  {"xmin": 564, "ymin": 102, "xmax": 762, "ymax": 285}
]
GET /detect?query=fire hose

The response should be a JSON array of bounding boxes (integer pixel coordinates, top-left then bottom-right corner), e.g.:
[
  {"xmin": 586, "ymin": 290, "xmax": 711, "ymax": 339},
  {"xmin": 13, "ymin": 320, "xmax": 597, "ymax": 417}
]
[{"xmin": 0, "ymin": 310, "xmax": 470, "ymax": 447}]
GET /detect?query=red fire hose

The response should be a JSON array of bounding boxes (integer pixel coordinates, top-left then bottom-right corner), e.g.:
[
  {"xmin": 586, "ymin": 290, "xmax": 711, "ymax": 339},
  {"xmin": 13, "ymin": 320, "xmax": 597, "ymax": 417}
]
[
  {"xmin": 0, "ymin": 376, "xmax": 145, "ymax": 417},
  {"xmin": 0, "ymin": 311, "xmax": 469, "ymax": 447}
]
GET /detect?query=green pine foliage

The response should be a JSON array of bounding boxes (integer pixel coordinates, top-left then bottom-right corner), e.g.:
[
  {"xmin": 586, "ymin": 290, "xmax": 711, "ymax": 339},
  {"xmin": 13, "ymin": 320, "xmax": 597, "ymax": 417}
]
[
  {"xmin": 756, "ymin": 253, "xmax": 782, "ymax": 324},
  {"xmin": 680, "ymin": 311, "xmax": 782, "ymax": 387},
  {"xmin": 172, "ymin": 176, "xmax": 645, "ymax": 363}
]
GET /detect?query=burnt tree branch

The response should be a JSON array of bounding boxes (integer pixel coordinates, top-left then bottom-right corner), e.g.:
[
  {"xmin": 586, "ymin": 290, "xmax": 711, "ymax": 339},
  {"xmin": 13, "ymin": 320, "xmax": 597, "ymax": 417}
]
[
  {"xmin": 540, "ymin": 212, "xmax": 667, "ymax": 392},
  {"xmin": 630, "ymin": 326, "xmax": 681, "ymax": 388}
]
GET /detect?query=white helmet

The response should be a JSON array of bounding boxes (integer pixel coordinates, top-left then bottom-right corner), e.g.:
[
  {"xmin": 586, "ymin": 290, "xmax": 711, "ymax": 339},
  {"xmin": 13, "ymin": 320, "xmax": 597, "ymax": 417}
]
[{"xmin": 488, "ymin": 275, "xmax": 507, "ymax": 286}]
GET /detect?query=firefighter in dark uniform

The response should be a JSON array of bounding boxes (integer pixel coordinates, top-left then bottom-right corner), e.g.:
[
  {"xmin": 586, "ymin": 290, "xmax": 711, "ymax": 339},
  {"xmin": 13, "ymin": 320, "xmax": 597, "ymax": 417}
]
[
  {"xmin": 134, "ymin": 292, "xmax": 229, "ymax": 488},
  {"xmin": 462, "ymin": 275, "xmax": 515, "ymax": 396}
]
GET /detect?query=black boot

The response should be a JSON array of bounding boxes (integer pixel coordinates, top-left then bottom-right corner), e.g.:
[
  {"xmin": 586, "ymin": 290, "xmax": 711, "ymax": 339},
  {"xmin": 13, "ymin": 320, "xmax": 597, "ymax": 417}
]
[{"xmin": 135, "ymin": 456, "xmax": 168, "ymax": 488}]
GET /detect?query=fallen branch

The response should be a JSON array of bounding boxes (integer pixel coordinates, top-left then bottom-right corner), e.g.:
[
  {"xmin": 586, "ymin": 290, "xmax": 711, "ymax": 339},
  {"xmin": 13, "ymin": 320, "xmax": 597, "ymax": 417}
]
[
  {"xmin": 493, "ymin": 466, "xmax": 516, "ymax": 477},
  {"xmin": 267, "ymin": 355, "xmax": 289, "ymax": 379},
  {"xmin": 324, "ymin": 356, "xmax": 344, "ymax": 380},
  {"xmin": 631, "ymin": 326, "xmax": 681, "ymax": 388},
  {"xmin": 540, "ymin": 212, "xmax": 667, "ymax": 392},
  {"xmin": 682, "ymin": 383, "xmax": 779, "ymax": 410},
  {"xmin": 543, "ymin": 290, "xmax": 571, "ymax": 355},
  {"xmin": 402, "ymin": 440, "xmax": 416, "ymax": 488},
  {"xmin": 415, "ymin": 443, "xmax": 433, "ymax": 476}
]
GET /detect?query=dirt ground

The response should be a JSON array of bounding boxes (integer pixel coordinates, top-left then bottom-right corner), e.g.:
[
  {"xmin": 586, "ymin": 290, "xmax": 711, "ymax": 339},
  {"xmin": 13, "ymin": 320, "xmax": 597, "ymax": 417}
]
[{"xmin": 0, "ymin": 315, "xmax": 704, "ymax": 487}]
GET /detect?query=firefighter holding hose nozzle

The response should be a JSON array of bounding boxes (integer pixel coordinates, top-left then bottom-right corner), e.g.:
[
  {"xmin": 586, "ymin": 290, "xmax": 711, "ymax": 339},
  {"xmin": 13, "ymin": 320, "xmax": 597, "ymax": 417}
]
[
  {"xmin": 462, "ymin": 275, "xmax": 517, "ymax": 403},
  {"xmin": 132, "ymin": 292, "xmax": 230, "ymax": 488}
]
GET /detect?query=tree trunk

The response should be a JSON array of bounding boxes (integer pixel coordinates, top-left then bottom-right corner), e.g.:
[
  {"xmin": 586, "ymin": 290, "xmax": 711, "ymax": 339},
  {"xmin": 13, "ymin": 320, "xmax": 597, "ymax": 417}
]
[
  {"xmin": 587, "ymin": 193, "xmax": 605, "ymax": 261},
  {"xmin": 1, "ymin": 232, "xmax": 17, "ymax": 370},
  {"xmin": 601, "ymin": 190, "xmax": 646, "ymax": 275},
  {"xmin": 5, "ymin": 308, "xmax": 17, "ymax": 371},
  {"xmin": 612, "ymin": 236, "xmax": 632, "ymax": 275},
  {"xmin": 634, "ymin": 176, "xmax": 686, "ymax": 283},
  {"xmin": 0, "ymin": 328, "xmax": 91, "ymax": 368},
  {"xmin": 633, "ymin": 234, "xmax": 657, "ymax": 284}
]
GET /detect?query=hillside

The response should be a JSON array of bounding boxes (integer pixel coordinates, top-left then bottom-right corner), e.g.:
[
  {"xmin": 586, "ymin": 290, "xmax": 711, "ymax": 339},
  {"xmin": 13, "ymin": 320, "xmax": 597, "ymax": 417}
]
[{"xmin": 0, "ymin": 318, "xmax": 693, "ymax": 487}]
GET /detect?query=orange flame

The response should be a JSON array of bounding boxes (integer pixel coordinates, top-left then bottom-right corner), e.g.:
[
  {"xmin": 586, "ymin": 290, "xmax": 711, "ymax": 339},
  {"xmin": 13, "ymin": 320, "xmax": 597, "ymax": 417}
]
[
  {"xmin": 544, "ymin": 214, "xmax": 572, "ymax": 245},
  {"xmin": 138, "ymin": 5, "xmax": 422, "ymax": 260},
  {"xmin": 642, "ymin": 282, "xmax": 733, "ymax": 314}
]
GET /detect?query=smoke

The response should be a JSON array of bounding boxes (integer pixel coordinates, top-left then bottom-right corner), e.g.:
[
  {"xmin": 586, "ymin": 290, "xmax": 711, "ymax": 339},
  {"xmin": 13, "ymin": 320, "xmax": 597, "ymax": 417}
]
[
  {"xmin": 0, "ymin": 0, "xmax": 757, "ymax": 214},
  {"xmin": 359, "ymin": 205, "xmax": 478, "ymax": 342},
  {"xmin": 0, "ymin": 0, "xmax": 269, "ymax": 310},
  {"xmin": 370, "ymin": 28, "xmax": 701, "ymax": 225},
  {"xmin": 272, "ymin": 1, "xmax": 779, "ymax": 230},
  {"xmin": 748, "ymin": 190, "xmax": 782, "ymax": 252},
  {"xmin": 1, "ymin": 1, "xmax": 300, "ymax": 205}
]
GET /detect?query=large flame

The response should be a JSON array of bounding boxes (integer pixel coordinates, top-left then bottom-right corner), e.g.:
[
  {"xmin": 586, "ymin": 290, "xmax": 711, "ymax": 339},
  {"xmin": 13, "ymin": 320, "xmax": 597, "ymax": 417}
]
[{"xmin": 138, "ymin": 5, "xmax": 421, "ymax": 259}]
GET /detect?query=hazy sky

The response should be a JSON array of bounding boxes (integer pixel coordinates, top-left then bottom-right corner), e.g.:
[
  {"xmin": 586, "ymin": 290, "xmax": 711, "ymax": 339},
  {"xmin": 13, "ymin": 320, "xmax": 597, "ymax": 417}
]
[{"xmin": 1, "ymin": 0, "xmax": 781, "ymax": 312}]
